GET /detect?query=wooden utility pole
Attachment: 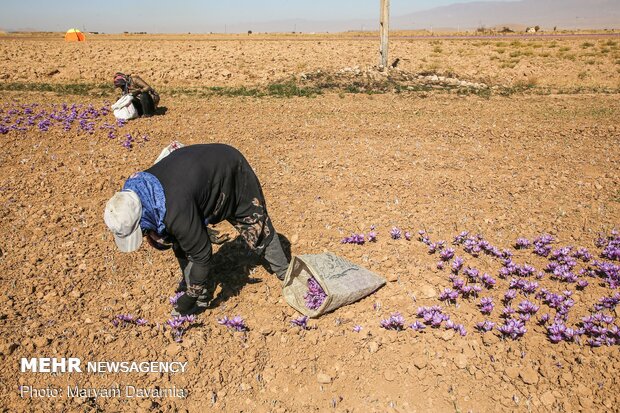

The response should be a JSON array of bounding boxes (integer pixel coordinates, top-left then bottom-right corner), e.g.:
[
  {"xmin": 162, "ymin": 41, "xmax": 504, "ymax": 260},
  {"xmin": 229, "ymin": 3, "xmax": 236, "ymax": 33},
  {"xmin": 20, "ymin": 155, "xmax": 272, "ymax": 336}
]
[{"xmin": 379, "ymin": 0, "xmax": 390, "ymax": 69}]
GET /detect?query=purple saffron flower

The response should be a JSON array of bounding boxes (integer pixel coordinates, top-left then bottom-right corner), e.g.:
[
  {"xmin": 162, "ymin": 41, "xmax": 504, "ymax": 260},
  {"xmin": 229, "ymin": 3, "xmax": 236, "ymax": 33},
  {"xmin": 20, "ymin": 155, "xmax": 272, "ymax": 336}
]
[
  {"xmin": 498, "ymin": 266, "xmax": 511, "ymax": 279},
  {"xmin": 367, "ymin": 231, "xmax": 377, "ymax": 242},
  {"xmin": 135, "ymin": 318, "xmax": 148, "ymax": 326},
  {"xmin": 497, "ymin": 319, "xmax": 527, "ymax": 340},
  {"xmin": 218, "ymin": 315, "xmax": 249, "ymax": 332},
  {"xmin": 417, "ymin": 306, "xmax": 450, "ymax": 328},
  {"xmin": 380, "ymin": 312, "xmax": 406, "ymax": 331},
  {"xmin": 341, "ymin": 233, "xmax": 365, "ymax": 245},
  {"xmin": 418, "ymin": 230, "xmax": 431, "ymax": 245},
  {"xmin": 504, "ymin": 289, "xmax": 517, "ymax": 302},
  {"xmin": 304, "ymin": 276, "xmax": 327, "ymax": 310},
  {"xmin": 463, "ymin": 267, "xmax": 480, "ymax": 281},
  {"xmin": 451, "ymin": 276, "xmax": 465, "ymax": 290},
  {"xmin": 481, "ymin": 273, "xmax": 496, "ymax": 288},
  {"xmin": 452, "ymin": 256, "xmax": 464, "ymax": 273},
  {"xmin": 440, "ymin": 248, "xmax": 455, "ymax": 261},
  {"xmin": 521, "ymin": 281, "xmax": 539, "ymax": 295},
  {"xmin": 599, "ymin": 231, "xmax": 620, "ymax": 261},
  {"xmin": 37, "ymin": 119, "xmax": 51, "ymax": 131},
  {"xmin": 594, "ymin": 293, "xmax": 620, "ymax": 311},
  {"xmin": 519, "ymin": 264, "xmax": 536, "ymax": 277},
  {"xmin": 459, "ymin": 284, "xmax": 481, "ymax": 298},
  {"xmin": 404, "ymin": 231, "xmax": 412, "ymax": 241},
  {"xmin": 590, "ymin": 260, "xmax": 620, "ymax": 288},
  {"xmin": 547, "ymin": 321, "xmax": 576, "ymax": 343},
  {"xmin": 169, "ymin": 291, "xmax": 185, "ymax": 306},
  {"xmin": 353, "ymin": 325, "xmax": 363, "ymax": 333},
  {"xmin": 114, "ymin": 314, "xmax": 135, "ymax": 324},
  {"xmin": 534, "ymin": 234, "xmax": 555, "ymax": 245},
  {"xmin": 475, "ymin": 320, "xmax": 495, "ymax": 332},
  {"xmin": 390, "ymin": 227, "xmax": 402, "ymax": 240},
  {"xmin": 179, "ymin": 314, "xmax": 197, "ymax": 324},
  {"xmin": 479, "ymin": 297, "xmax": 495, "ymax": 315},
  {"xmin": 453, "ymin": 231, "xmax": 470, "ymax": 245},
  {"xmin": 291, "ymin": 315, "xmax": 311, "ymax": 329},
  {"xmin": 519, "ymin": 300, "xmax": 540, "ymax": 314},
  {"xmin": 409, "ymin": 321, "xmax": 426, "ymax": 331},
  {"xmin": 532, "ymin": 234, "xmax": 554, "ymax": 257},
  {"xmin": 501, "ymin": 306, "xmax": 516, "ymax": 318},
  {"xmin": 439, "ymin": 288, "xmax": 459, "ymax": 303},
  {"xmin": 573, "ymin": 248, "xmax": 592, "ymax": 262},
  {"xmin": 510, "ymin": 277, "xmax": 524, "ymax": 289},
  {"xmin": 463, "ymin": 238, "xmax": 482, "ymax": 257},
  {"xmin": 515, "ymin": 238, "xmax": 531, "ymax": 249},
  {"xmin": 167, "ymin": 317, "xmax": 184, "ymax": 330}
]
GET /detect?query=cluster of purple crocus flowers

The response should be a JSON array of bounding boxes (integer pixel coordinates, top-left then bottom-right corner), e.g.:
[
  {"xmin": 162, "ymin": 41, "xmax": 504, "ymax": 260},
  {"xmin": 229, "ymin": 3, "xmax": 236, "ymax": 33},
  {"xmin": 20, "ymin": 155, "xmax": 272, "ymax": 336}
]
[
  {"xmin": 304, "ymin": 276, "xmax": 327, "ymax": 310},
  {"xmin": 341, "ymin": 233, "xmax": 365, "ymax": 245},
  {"xmin": 341, "ymin": 225, "xmax": 375, "ymax": 245},
  {"xmin": 415, "ymin": 306, "xmax": 466, "ymax": 335},
  {"xmin": 217, "ymin": 315, "xmax": 249, "ymax": 332},
  {"xmin": 169, "ymin": 291, "xmax": 185, "ymax": 306},
  {"xmin": 342, "ymin": 225, "xmax": 413, "ymax": 245},
  {"xmin": 417, "ymin": 229, "xmax": 620, "ymax": 346},
  {"xmin": 291, "ymin": 315, "xmax": 313, "ymax": 330},
  {"xmin": 121, "ymin": 132, "xmax": 150, "ymax": 149},
  {"xmin": 167, "ymin": 314, "xmax": 198, "ymax": 342},
  {"xmin": 0, "ymin": 102, "xmax": 148, "ymax": 150},
  {"xmin": 598, "ymin": 230, "xmax": 620, "ymax": 261},
  {"xmin": 112, "ymin": 313, "xmax": 148, "ymax": 328},
  {"xmin": 378, "ymin": 307, "xmax": 466, "ymax": 335},
  {"xmin": 380, "ymin": 312, "xmax": 407, "ymax": 330}
]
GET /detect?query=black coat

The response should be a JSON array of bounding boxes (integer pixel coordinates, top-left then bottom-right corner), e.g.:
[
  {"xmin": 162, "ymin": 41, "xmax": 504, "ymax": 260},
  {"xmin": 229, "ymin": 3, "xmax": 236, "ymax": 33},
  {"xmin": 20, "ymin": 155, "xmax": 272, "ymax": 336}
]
[{"xmin": 146, "ymin": 144, "xmax": 274, "ymax": 287}]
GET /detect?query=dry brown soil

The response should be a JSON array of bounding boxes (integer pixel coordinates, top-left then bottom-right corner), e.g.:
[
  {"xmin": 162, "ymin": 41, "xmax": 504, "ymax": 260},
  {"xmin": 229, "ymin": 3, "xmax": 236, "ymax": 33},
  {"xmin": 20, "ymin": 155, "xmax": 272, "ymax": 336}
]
[{"xmin": 0, "ymin": 33, "xmax": 619, "ymax": 412}]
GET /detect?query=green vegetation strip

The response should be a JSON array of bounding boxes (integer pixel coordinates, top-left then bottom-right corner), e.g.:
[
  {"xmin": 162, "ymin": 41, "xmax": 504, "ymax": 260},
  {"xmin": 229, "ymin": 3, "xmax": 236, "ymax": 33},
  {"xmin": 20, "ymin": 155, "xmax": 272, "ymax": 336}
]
[
  {"xmin": 0, "ymin": 79, "xmax": 618, "ymax": 99},
  {"xmin": 0, "ymin": 82, "xmax": 112, "ymax": 95}
]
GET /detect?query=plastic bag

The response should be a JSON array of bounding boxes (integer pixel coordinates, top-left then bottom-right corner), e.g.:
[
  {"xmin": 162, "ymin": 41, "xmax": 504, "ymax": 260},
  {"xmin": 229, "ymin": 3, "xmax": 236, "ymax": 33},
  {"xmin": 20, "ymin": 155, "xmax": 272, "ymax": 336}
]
[
  {"xmin": 282, "ymin": 252, "xmax": 386, "ymax": 318},
  {"xmin": 153, "ymin": 141, "xmax": 185, "ymax": 164},
  {"xmin": 111, "ymin": 94, "xmax": 138, "ymax": 120}
]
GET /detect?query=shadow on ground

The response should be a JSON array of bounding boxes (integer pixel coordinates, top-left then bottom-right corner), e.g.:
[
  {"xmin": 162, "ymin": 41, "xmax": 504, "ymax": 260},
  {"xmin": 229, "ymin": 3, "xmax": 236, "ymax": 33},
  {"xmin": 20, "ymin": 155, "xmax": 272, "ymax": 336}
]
[{"xmin": 204, "ymin": 233, "xmax": 291, "ymax": 309}]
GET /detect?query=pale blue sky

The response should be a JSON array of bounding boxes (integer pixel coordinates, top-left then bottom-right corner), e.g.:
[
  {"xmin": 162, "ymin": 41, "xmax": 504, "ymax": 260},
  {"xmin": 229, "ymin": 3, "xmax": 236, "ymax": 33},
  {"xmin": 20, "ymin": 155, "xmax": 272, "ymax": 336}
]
[{"xmin": 0, "ymin": 0, "xmax": 519, "ymax": 33}]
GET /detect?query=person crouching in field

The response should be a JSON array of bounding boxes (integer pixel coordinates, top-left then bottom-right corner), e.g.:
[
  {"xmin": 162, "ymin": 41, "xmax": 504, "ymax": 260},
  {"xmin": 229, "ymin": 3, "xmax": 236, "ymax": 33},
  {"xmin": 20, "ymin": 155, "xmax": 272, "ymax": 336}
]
[
  {"xmin": 103, "ymin": 144, "xmax": 290, "ymax": 316},
  {"xmin": 113, "ymin": 72, "xmax": 160, "ymax": 117}
]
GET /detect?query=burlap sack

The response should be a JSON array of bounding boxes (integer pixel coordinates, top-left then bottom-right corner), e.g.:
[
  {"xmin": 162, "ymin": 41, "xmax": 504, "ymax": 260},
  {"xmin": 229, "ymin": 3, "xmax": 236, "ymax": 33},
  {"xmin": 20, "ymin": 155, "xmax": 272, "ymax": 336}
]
[{"xmin": 282, "ymin": 252, "xmax": 386, "ymax": 318}]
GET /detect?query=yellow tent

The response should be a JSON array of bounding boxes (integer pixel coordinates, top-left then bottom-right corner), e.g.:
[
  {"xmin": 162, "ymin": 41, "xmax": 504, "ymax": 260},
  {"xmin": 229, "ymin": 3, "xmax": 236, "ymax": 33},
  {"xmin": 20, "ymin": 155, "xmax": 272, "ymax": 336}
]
[{"xmin": 65, "ymin": 28, "xmax": 85, "ymax": 42}]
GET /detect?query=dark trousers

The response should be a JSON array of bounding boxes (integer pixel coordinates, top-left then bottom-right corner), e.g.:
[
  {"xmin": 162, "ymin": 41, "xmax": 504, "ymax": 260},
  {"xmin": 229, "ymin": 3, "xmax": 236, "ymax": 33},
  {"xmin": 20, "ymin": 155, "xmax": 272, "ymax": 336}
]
[
  {"xmin": 174, "ymin": 231, "xmax": 289, "ymax": 303},
  {"xmin": 132, "ymin": 92, "xmax": 156, "ymax": 117},
  {"xmin": 263, "ymin": 233, "xmax": 289, "ymax": 280}
]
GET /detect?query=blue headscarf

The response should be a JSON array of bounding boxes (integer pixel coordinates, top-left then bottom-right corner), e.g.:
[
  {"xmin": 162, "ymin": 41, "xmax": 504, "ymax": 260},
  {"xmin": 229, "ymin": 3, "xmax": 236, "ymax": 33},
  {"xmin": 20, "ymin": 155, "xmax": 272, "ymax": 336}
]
[{"xmin": 123, "ymin": 172, "xmax": 167, "ymax": 235}]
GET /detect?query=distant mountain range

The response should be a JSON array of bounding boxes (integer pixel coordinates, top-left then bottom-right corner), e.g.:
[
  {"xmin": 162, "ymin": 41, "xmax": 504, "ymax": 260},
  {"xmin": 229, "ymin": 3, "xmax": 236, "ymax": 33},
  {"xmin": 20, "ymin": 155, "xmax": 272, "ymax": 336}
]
[
  {"xmin": 392, "ymin": 0, "xmax": 620, "ymax": 31},
  {"xmin": 2, "ymin": 0, "xmax": 619, "ymax": 34},
  {"xmin": 224, "ymin": 0, "xmax": 620, "ymax": 33}
]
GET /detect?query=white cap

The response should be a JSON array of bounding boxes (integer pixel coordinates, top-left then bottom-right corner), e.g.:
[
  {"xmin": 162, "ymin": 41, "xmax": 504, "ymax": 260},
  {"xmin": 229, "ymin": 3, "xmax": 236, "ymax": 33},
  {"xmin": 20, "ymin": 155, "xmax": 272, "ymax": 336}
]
[{"xmin": 104, "ymin": 191, "xmax": 143, "ymax": 252}]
